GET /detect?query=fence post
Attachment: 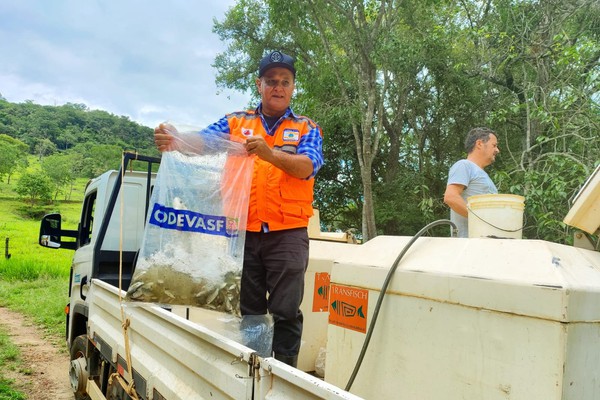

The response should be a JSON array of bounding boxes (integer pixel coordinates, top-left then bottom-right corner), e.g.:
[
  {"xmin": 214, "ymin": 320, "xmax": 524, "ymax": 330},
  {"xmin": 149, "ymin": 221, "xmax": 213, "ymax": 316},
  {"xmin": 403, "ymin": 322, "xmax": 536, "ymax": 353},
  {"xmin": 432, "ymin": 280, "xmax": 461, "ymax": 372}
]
[{"xmin": 5, "ymin": 237, "xmax": 11, "ymax": 259}]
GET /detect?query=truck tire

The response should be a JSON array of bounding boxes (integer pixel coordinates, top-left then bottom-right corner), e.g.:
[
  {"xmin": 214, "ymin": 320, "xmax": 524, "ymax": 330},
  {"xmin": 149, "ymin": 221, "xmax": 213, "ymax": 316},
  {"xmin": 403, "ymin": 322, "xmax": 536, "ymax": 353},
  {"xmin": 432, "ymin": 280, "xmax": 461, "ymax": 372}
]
[{"xmin": 70, "ymin": 334, "xmax": 91, "ymax": 400}]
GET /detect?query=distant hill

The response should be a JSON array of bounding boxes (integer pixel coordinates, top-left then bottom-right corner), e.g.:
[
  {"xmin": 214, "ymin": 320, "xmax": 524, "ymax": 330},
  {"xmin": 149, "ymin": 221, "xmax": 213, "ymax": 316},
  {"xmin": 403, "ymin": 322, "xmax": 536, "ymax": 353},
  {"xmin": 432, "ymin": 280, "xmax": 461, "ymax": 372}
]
[
  {"xmin": 0, "ymin": 98, "xmax": 156, "ymax": 154},
  {"xmin": 0, "ymin": 98, "xmax": 161, "ymax": 198}
]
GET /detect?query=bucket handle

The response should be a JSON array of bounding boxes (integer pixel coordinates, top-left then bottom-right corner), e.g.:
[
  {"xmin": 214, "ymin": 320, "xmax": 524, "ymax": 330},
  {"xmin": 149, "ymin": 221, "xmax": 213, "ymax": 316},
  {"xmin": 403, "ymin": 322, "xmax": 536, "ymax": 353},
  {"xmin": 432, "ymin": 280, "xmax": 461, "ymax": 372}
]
[{"xmin": 467, "ymin": 205, "xmax": 525, "ymax": 233}]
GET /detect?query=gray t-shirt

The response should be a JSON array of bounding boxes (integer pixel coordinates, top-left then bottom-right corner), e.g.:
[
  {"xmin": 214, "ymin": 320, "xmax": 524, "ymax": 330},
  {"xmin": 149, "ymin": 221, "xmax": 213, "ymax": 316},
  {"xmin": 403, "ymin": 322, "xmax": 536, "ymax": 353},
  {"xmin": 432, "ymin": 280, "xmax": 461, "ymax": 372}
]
[{"xmin": 447, "ymin": 159, "xmax": 498, "ymax": 237}]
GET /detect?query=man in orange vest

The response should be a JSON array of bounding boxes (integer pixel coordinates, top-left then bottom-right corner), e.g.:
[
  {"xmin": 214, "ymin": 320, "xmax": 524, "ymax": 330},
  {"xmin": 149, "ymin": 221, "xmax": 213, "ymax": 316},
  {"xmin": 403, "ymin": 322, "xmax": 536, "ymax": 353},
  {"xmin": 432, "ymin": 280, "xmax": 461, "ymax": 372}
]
[{"xmin": 154, "ymin": 50, "xmax": 323, "ymax": 368}]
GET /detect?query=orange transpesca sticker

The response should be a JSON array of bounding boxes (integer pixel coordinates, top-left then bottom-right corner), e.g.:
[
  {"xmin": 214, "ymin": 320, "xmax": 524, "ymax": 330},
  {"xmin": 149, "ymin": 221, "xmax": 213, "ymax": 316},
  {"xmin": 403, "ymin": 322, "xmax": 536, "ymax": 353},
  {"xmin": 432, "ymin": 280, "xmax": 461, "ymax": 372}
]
[
  {"xmin": 328, "ymin": 284, "xmax": 368, "ymax": 333},
  {"xmin": 312, "ymin": 272, "xmax": 330, "ymax": 312}
]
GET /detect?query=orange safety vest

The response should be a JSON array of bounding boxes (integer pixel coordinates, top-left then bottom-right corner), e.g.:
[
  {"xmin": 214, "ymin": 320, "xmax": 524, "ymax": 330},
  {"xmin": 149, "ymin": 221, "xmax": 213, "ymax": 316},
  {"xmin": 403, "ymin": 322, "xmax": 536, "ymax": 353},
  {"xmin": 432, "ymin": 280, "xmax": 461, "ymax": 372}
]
[{"xmin": 227, "ymin": 110, "xmax": 319, "ymax": 232}]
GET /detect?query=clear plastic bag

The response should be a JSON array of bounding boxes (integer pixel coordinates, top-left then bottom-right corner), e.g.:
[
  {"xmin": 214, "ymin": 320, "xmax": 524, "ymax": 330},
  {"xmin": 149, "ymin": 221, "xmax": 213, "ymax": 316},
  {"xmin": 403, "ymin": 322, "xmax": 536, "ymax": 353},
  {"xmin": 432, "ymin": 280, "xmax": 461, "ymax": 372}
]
[
  {"xmin": 240, "ymin": 314, "xmax": 274, "ymax": 358},
  {"xmin": 125, "ymin": 126, "xmax": 254, "ymax": 317}
]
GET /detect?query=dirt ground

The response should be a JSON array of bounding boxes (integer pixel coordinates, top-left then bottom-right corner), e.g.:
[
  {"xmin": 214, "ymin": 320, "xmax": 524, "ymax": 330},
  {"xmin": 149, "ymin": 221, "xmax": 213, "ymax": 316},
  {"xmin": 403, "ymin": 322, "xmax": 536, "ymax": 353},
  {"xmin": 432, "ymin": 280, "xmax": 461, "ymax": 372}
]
[{"xmin": 0, "ymin": 307, "xmax": 73, "ymax": 400}]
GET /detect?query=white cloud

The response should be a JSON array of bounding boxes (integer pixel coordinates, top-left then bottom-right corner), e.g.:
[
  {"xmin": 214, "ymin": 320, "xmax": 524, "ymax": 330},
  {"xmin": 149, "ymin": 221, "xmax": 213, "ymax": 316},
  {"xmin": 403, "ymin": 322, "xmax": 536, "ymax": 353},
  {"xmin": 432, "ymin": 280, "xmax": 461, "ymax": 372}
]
[{"xmin": 0, "ymin": 0, "xmax": 251, "ymax": 129}]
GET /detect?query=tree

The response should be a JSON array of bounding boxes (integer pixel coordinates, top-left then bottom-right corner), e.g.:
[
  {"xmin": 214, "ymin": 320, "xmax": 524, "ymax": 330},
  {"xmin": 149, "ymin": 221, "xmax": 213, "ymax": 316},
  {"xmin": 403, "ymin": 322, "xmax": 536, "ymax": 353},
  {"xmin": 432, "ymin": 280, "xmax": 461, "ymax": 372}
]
[
  {"xmin": 0, "ymin": 134, "xmax": 29, "ymax": 184},
  {"xmin": 15, "ymin": 172, "xmax": 53, "ymax": 205},
  {"xmin": 34, "ymin": 138, "xmax": 57, "ymax": 160},
  {"xmin": 41, "ymin": 153, "xmax": 79, "ymax": 200}
]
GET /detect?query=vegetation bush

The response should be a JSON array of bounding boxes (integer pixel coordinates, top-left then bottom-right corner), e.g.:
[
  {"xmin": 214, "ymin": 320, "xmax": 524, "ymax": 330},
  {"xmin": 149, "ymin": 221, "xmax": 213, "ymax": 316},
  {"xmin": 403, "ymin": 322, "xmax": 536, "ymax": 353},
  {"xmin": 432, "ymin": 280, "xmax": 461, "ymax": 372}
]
[{"xmin": 15, "ymin": 205, "xmax": 53, "ymax": 220}]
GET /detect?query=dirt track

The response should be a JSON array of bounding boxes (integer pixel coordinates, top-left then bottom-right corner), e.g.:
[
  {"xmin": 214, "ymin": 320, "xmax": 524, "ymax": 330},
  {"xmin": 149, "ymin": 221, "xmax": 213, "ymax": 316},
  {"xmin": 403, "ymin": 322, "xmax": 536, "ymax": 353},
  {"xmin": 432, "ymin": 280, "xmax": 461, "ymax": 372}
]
[{"xmin": 0, "ymin": 307, "xmax": 73, "ymax": 400}]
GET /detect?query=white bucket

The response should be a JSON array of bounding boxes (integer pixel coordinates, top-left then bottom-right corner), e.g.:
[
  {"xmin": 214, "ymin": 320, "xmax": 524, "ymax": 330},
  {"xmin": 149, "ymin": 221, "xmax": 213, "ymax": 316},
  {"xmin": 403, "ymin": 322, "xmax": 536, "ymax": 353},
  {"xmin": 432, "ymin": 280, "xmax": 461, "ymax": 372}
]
[{"xmin": 467, "ymin": 194, "xmax": 525, "ymax": 239}]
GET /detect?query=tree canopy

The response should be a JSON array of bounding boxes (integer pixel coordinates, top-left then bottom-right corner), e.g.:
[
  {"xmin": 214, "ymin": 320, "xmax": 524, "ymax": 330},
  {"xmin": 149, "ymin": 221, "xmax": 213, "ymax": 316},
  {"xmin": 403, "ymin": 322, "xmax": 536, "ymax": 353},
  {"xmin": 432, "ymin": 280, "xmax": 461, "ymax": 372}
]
[
  {"xmin": 0, "ymin": 100, "xmax": 155, "ymax": 157},
  {"xmin": 213, "ymin": 0, "xmax": 599, "ymax": 243},
  {"xmin": 0, "ymin": 100, "xmax": 157, "ymax": 182}
]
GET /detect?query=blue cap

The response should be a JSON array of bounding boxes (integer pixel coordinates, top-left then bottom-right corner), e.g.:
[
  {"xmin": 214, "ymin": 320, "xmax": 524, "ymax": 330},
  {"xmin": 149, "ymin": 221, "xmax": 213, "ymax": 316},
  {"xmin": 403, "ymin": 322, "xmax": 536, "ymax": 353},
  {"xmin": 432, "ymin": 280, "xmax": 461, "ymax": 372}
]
[{"xmin": 259, "ymin": 51, "xmax": 296, "ymax": 77}]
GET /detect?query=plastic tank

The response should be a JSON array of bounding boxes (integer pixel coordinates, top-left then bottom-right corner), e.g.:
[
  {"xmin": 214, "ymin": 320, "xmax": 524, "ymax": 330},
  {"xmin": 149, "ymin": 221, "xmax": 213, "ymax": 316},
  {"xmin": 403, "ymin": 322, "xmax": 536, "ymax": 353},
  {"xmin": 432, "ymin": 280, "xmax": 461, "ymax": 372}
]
[
  {"xmin": 297, "ymin": 239, "xmax": 358, "ymax": 372},
  {"xmin": 324, "ymin": 235, "xmax": 600, "ymax": 400}
]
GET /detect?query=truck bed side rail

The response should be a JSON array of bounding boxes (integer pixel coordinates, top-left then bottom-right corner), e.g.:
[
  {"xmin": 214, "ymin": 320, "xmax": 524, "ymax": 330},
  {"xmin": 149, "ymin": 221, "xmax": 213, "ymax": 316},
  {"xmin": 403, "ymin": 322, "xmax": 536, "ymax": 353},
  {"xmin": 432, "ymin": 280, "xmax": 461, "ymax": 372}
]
[
  {"xmin": 88, "ymin": 279, "xmax": 255, "ymax": 399},
  {"xmin": 257, "ymin": 358, "xmax": 365, "ymax": 400}
]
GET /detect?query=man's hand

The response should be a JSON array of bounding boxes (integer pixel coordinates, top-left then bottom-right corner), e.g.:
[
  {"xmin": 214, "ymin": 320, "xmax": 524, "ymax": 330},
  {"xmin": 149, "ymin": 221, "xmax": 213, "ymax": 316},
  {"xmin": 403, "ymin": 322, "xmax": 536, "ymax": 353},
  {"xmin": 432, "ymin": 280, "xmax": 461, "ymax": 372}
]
[
  {"xmin": 154, "ymin": 123, "xmax": 178, "ymax": 152},
  {"xmin": 244, "ymin": 136, "xmax": 274, "ymax": 162}
]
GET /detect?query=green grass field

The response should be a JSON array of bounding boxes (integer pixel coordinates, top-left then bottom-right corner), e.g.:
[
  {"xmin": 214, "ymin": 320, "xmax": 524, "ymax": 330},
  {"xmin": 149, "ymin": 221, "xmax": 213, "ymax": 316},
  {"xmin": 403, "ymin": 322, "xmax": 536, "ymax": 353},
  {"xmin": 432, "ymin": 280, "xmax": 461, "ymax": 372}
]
[
  {"xmin": 0, "ymin": 175, "xmax": 86, "ymax": 398},
  {"xmin": 0, "ymin": 173, "xmax": 85, "ymax": 277},
  {"xmin": 0, "ymin": 199, "xmax": 77, "ymax": 280}
]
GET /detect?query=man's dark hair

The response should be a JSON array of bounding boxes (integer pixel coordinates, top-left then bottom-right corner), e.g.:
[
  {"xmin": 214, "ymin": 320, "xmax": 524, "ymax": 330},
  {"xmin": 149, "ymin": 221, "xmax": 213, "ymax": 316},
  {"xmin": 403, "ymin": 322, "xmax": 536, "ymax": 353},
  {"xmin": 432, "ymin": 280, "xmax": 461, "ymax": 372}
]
[{"xmin": 465, "ymin": 127, "xmax": 496, "ymax": 153}]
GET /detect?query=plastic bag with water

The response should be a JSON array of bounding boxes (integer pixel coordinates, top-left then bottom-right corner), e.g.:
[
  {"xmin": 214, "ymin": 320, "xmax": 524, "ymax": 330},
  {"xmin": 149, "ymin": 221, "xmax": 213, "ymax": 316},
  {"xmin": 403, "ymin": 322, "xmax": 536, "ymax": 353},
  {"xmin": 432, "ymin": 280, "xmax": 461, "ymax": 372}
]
[{"xmin": 125, "ymin": 124, "xmax": 254, "ymax": 317}]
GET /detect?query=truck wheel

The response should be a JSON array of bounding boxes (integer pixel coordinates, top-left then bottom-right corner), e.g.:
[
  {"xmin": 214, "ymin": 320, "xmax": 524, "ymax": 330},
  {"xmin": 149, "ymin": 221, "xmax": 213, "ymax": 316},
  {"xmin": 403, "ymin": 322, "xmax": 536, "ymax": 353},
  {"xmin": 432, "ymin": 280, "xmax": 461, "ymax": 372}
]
[{"xmin": 70, "ymin": 334, "xmax": 91, "ymax": 400}]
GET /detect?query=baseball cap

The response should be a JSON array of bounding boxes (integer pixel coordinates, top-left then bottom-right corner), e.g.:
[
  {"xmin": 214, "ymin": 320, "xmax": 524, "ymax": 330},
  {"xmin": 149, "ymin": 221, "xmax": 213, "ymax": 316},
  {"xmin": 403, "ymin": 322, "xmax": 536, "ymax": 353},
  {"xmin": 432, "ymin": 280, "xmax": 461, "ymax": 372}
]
[{"xmin": 258, "ymin": 51, "xmax": 296, "ymax": 78}]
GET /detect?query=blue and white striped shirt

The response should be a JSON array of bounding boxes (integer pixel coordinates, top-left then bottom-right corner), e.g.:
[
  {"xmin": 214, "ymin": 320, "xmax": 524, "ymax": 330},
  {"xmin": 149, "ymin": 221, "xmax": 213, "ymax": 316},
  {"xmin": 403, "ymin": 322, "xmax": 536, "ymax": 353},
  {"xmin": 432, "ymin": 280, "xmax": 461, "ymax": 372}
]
[{"xmin": 203, "ymin": 104, "xmax": 324, "ymax": 179}]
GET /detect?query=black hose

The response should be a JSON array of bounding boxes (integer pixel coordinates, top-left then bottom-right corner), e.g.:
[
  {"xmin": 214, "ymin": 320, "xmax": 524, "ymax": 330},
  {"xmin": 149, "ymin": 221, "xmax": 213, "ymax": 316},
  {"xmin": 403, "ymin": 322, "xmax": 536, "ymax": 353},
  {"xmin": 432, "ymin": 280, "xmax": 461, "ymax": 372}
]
[{"xmin": 345, "ymin": 219, "xmax": 457, "ymax": 392}]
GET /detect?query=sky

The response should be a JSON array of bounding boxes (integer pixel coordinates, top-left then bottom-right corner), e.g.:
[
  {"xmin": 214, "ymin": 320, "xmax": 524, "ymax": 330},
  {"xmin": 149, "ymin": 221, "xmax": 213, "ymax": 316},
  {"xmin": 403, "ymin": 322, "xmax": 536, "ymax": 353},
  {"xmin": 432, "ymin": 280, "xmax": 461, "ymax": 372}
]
[{"xmin": 0, "ymin": 1, "xmax": 252, "ymax": 129}]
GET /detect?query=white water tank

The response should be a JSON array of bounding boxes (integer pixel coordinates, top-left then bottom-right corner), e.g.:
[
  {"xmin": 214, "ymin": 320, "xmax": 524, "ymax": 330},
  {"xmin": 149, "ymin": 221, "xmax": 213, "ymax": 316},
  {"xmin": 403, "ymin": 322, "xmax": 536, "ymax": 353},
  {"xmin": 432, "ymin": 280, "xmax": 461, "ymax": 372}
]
[
  {"xmin": 297, "ymin": 239, "xmax": 358, "ymax": 372},
  {"xmin": 324, "ymin": 236, "xmax": 600, "ymax": 400}
]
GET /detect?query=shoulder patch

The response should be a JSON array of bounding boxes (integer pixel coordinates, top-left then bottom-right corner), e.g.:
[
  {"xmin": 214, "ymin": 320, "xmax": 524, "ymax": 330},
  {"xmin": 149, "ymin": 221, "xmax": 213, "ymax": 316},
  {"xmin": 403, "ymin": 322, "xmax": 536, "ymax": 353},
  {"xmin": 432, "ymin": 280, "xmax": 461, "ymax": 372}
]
[{"xmin": 283, "ymin": 129, "xmax": 300, "ymax": 141}]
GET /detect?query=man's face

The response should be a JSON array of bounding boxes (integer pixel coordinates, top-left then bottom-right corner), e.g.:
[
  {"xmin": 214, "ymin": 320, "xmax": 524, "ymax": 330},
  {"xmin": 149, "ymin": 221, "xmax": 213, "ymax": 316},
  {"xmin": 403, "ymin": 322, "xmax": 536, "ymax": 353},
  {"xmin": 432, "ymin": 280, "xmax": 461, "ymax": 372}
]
[
  {"xmin": 481, "ymin": 134, "xmax": 500, "ymax": 166},
  {"xmin": 256, "ymin": 67, "xmax": 295, "ymax": 117}
]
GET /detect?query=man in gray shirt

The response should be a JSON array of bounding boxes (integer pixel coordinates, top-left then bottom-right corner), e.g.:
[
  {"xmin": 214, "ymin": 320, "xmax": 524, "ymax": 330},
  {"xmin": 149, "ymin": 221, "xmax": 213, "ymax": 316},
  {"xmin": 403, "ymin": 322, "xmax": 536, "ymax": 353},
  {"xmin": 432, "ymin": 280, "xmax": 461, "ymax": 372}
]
[{"xmin": 444, "ymin": 127, "xmax": 500, "ymax": 237}]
